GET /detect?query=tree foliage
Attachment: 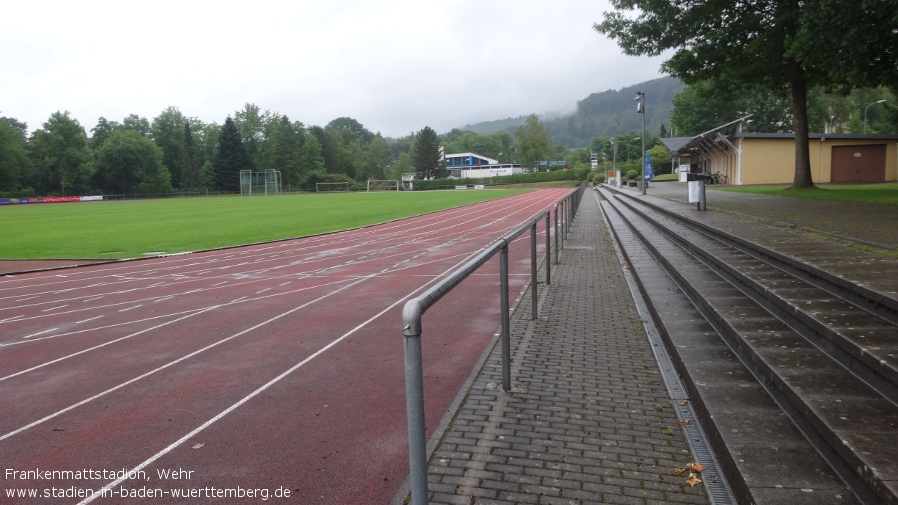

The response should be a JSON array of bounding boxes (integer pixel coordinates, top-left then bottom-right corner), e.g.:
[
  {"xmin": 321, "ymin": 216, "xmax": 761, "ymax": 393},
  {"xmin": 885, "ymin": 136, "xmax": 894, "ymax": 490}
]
[
  {"xmin": 0, "ymin": 117, "xmax": 28, "ymax": 192},
  {"xmin": 93, "ymin": 129, "xmax": 171, "ymax": 194},
  {"xmin": 211, "ymin": 117, "xmax": 250, "ymax": 191},
  {"xmin": 516, "ymin": 114, "xmax": 552, "ymax": 168},
  {"xmin": 595, "ymin": 0, "xmax": 898, "ymax": 188},
  {"xmin": 412, "ymin": 126, "xmax": 445, "ymax": 179},
  {"xmin": 27, "ymin": 111, "xmax": 94, "ymax": 195}
]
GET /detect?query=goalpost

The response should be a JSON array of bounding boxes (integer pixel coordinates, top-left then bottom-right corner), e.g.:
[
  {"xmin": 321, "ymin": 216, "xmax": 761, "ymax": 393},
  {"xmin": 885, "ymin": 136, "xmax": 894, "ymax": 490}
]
[
  {"xmin": 240, "ymin": 170, "xmax": 282, "ymax": 196},
  {"xmin": 366, "ymin": 180, "xmax": 400, "ymax": 192},
  {"xmin": 315, "ymin": 182, "xmax": 350, "ymax": 193}
]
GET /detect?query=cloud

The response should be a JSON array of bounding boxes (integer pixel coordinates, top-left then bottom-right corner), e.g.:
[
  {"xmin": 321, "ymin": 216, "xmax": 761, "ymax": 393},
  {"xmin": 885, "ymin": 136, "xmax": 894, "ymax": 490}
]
[{"xmin": 1, "ymin": 0, "xmax": 670, "ymax": 137}]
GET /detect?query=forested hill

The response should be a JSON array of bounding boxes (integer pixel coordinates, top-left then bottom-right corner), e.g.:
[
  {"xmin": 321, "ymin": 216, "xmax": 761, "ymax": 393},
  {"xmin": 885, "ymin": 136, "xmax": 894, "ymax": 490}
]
[{"xmin": 458, "ymin": 76, "xmax": 685, "ymax": 148}]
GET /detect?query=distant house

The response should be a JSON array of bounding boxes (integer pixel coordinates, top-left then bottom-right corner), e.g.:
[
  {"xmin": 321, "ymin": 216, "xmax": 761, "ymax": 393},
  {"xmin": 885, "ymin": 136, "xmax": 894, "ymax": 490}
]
[
  {"xmin": 443, "ymin": 152, "xmax": 522, "ymax": 178},
  {"xmin": 662, "ymin": 117, "xmax": 898, "ymax": 185}
]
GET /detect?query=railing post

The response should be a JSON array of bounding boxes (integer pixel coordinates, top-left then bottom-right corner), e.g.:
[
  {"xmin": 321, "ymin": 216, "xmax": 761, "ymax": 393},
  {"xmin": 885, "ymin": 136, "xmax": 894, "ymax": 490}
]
[
  {"xmin": 403, "ymin": 330, "xmax": 428, "ymax": 505},
  {"xmin": 530, "ymin": 223, "xmax": 538, "ymax": 321},
  {"xmin": 561, "ymin": 199, "xmax": 566, "ymax": 247},
  {"xmin": 499, "ymin": 242, "xmax": 511, "ymax": 392},
  {"xmin": 545, "ymin": 214, "xmax": 551, "ymax": 284},
  {"xmin": 553, "ymin": 204, "xmax": 560, "ymax": 264}
]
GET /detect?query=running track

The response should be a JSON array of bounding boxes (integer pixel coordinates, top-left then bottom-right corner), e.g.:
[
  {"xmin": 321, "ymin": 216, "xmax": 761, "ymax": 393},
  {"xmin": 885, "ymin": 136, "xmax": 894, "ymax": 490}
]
[{"xmin": 0, "ymin": 189, "xmax": 572, "ymax": 504}]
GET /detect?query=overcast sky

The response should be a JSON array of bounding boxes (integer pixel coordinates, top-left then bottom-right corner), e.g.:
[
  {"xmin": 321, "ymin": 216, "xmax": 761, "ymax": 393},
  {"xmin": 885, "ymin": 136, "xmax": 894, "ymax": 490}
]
[{"xmin": 2, "ymin": 0, "xmax": 670, "ymax": 138}]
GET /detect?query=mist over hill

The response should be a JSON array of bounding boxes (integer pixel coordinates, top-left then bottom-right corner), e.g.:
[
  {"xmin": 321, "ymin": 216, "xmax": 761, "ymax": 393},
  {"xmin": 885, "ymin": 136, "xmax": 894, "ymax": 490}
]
[{"xmin": 457, "ymin": 76, "xmax": 685, "ymax": 148}]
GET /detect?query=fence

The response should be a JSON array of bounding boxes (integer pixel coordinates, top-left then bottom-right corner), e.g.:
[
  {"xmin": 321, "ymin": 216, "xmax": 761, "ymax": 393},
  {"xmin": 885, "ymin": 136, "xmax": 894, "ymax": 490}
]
[{"xmin": 401, "ymin": 184, "xmax": 585, "ymax": 504}]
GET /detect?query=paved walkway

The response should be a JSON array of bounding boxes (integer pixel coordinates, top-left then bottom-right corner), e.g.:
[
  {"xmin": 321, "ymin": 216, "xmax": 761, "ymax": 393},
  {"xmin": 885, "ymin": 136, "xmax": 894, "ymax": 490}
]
[
  {"xmin": 395, "ymin": 192, "xmax": 711, "ymax": 505},
  {"xmin": 646, "ymin": 181, "xmax": 898, "ymax": 251},
  {"xmin": 394, "ymin": 182, "xmax": 898, "ymax": 505}
]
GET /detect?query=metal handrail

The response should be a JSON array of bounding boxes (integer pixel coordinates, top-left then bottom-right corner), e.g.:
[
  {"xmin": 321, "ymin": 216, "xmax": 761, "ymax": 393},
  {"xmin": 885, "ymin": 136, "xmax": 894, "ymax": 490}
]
[{"xmin": 401, "ymin": 185, "xmax": 584, "ymax": 505}]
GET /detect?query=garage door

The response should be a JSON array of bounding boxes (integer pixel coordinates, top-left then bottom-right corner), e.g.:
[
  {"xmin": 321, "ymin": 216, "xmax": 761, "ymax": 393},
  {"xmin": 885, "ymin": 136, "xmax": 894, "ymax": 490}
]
[{"xmin": 831, "ymin": 144, "xmax": 886, "ymax": 183}]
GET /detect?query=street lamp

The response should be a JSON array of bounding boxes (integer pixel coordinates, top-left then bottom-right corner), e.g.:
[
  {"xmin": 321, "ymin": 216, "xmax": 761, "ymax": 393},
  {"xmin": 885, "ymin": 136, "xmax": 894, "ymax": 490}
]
[
  {"xmin": 635, "ymin": 91, "xmax": 646, "ymax": 194},
  {"xmin": 626, "ymin": 137, "xmax": 640, "ymax": 161},
  {"xmin": 864, "ymin": 99, "xmax": 887, "ymax": 133}
]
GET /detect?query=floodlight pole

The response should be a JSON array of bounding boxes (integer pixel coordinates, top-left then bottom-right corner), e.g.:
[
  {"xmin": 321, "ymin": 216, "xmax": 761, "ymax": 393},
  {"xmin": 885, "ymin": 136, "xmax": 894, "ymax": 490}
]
[
  {"xmin": 864, "ymin": 99, "xmax": 887, "ymax": 133},
  {"xmin": 635, "ymin": 91, "xmax": 646, "ymax": 195}
]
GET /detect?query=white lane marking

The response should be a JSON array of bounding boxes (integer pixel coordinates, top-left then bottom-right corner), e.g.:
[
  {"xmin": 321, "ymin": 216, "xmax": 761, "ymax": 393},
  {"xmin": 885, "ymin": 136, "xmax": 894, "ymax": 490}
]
[
  {"xmin": 119, "ymin": 305, "xmax": 143, "ymax": 312},
  {"xmin": 75, "ymin": 316, "xmax": 104, "ymax": 324},
  {"xmin": 75, "ymin": 256, "xmax": 474, "ymax": 505},
  {"xmin": 3, "ymin": 274, "xmax": 379, "ymax": 442},
  {"xmin": 22, "ymin": 328, "xmax": 58, "ymax": 340},
  {"xmin": 0, "ymin": 309, "xmax": 216, "ymax": 442},
  {"xmin": 0, "ymin": 310, "xmax": 212, "ymax": 382},
  {"xmin": 42, "ymin": 305, "xmax": 68, "ymax": 312}
]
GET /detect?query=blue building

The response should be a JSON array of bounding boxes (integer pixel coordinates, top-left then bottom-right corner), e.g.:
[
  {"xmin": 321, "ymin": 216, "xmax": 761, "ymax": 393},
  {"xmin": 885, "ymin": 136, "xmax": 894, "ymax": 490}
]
[{"xmin": 443, "ymin": 152, "xmax": 522, "ymax": 178}]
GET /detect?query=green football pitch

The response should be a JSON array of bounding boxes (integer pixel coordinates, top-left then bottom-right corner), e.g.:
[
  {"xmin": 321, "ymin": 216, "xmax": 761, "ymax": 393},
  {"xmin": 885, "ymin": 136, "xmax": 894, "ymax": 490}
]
[{"xmin": 0, "ymin": 190, "xmax": 528, "ymax": 260}]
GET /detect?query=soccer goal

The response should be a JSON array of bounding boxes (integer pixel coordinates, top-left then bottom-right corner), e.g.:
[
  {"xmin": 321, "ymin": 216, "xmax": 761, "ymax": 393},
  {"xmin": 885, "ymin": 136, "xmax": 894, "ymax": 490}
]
[
  {"xmin": 240, "ymin": 170, "xmax": 282, "ymax": 196},
  {"xmin": 315, "ymin": 182, "xmax": 350, "ymax": 193},
  {"xmin": 366, "ymin": 180, "xmax": 400, "ymax": 192}
]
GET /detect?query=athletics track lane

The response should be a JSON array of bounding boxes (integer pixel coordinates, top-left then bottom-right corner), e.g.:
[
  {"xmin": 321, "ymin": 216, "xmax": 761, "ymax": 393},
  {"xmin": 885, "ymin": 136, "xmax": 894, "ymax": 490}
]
[{"xmin": 0, "ymin": 189, "xmax": 571, "ymax": 504}]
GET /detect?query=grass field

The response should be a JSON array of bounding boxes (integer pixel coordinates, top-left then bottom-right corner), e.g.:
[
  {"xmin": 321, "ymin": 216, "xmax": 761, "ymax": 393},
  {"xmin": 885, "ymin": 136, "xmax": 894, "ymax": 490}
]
[
  {"xmin": 0, "ymin": 190, "xmax": 529, "ymax": 259},
  {"xmin": 715, "ymin": 182, "xmax": 898, "ymax": 205}
]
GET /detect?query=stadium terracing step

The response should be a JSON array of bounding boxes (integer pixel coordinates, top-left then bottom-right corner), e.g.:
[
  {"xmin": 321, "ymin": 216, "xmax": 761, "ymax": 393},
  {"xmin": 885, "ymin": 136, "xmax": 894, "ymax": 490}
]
[{"xmin": 594, "ymin": 185, "xmax": 898, "ymax": 505}]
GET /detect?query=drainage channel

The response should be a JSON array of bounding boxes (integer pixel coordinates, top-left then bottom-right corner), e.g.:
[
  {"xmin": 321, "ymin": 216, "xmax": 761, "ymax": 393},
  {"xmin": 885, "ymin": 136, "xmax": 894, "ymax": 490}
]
[{"xmin": 595, "ymin": 190, "xmax": 737, "ymax": 505}]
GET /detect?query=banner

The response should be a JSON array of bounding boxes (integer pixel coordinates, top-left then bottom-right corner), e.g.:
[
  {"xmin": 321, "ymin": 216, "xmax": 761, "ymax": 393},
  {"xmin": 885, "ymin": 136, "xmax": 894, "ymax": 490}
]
[
  {"xmin": 644, "ymin": 150, "xmax": 654, "ymax": 181},
  {"xmin": 42, "ymin": 196, "xmax": 82, "ymax": 203}
]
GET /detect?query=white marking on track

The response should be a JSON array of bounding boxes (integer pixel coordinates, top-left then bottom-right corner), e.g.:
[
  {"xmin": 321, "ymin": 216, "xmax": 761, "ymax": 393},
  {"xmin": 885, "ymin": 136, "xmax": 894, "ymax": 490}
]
[
  {"xmin": 76, "ymin": 316, "xmax": 104, "ymax": 324},
  {"xmin": 42, "ymin": 305, "xmax": 68, "ymax": 312},
  {"xmin": 22, "ymin": 328, "xmax": 58, "ymax": 340},
  {"xmin": 119, "ymin": 305, "xmax": 143, "ymax": 312},
  {"xmin": 71, "ymin": 214, "xmax": 532, "ymax": 503}
]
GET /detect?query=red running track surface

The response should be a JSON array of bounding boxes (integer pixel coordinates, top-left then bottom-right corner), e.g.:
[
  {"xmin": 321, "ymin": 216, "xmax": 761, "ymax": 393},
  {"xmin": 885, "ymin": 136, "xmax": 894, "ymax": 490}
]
[{"xmin": 0, "ymin": 189, "xmax": 572, "ymax": 504}]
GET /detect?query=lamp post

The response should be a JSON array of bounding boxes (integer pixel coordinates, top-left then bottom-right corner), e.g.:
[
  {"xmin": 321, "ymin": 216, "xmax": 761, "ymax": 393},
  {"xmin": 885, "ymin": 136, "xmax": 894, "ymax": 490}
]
[
  {"xmin": 626, "ymin": 137, "xmax": 640, "ymax": 161},
  {"xmin": 635, "ymin": 91, "xmax": 646, "ymax": 195},
  {"xmin": 864, "ymin": 99, "xmax": 886, "ymax": 133}
]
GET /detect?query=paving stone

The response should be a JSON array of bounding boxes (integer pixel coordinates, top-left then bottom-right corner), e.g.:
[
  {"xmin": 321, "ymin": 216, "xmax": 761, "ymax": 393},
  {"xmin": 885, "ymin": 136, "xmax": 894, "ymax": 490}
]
[{"xmin": 419, "ymin": 192, "xmax": 711, "ymax": 505}]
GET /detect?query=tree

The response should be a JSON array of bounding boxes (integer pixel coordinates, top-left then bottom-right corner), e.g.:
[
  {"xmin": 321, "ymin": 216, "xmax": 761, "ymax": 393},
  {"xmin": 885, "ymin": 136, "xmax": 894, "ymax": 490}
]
[
  {"xmin": 361, "ymin": 134, "xmax": 390, "ymax": 181},
  {"xmin": 516, "ymin": 114, "xmax": 552, "ymax": 169},
  {"xmin": 298, "ymin": 133, "xmax": 325, "ymax": 178},
  {"xmin": 0, "ymin": 116, "xmax": 28, "ymax": 192},
  {"xmin": 182, "ymin": 121, "xmax": 202, "ymax": 191},
  {"xmin": 151, "ymin": 106, "xmax": 187, "ymax": 189},
  {"xmin": 211, "ymin": 117, "xmax": 250, "ymax": 192},
  {"xmin": 307, "ymin": 126, "xmax": 338, "ymax": 173},
  {"xmin": 326, "ymin": 117, "xmax": 374, "ymax": 146},
  {"xmin": 234, "ymin": 103, "xmax": 270, "ymax": 171},
  {"xmin": 27, "ymin": 111, "xmax": 94, "ymax": 195},
  {"xmin": 267, "ymin": 115, "xmax": 307, "ymax": 188},
  {"xmin": 121, "ymin": 114, "xmax": 151, "ymax": 137},
  {"xmin": 412, "ymin": 126, "xmax": 444, "ymax": 179},
  {"xmin": 89, "ymin": 117, "xmax": 121, "ymax": 151},
  {"xmin": 93, "ymin": 130, "xmax": 170, "ymax": 194},
  {"xmin": 595, "ymin": 0, "xmax": 898, "ymax": 188}
]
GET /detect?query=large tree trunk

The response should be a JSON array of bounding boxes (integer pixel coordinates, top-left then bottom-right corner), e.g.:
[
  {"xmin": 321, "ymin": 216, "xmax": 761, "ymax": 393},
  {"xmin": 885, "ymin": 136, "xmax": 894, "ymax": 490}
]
[{"xmin": 789, "ymin": 60, "xmax": 814, "ymax": 188}]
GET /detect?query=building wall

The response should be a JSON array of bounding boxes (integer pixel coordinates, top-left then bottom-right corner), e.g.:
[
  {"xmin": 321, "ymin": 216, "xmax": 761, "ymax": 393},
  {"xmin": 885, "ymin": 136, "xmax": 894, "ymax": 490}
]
[{"xmin": 738, "ymin": 138, "xmax": 898, "ymax": 185}]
